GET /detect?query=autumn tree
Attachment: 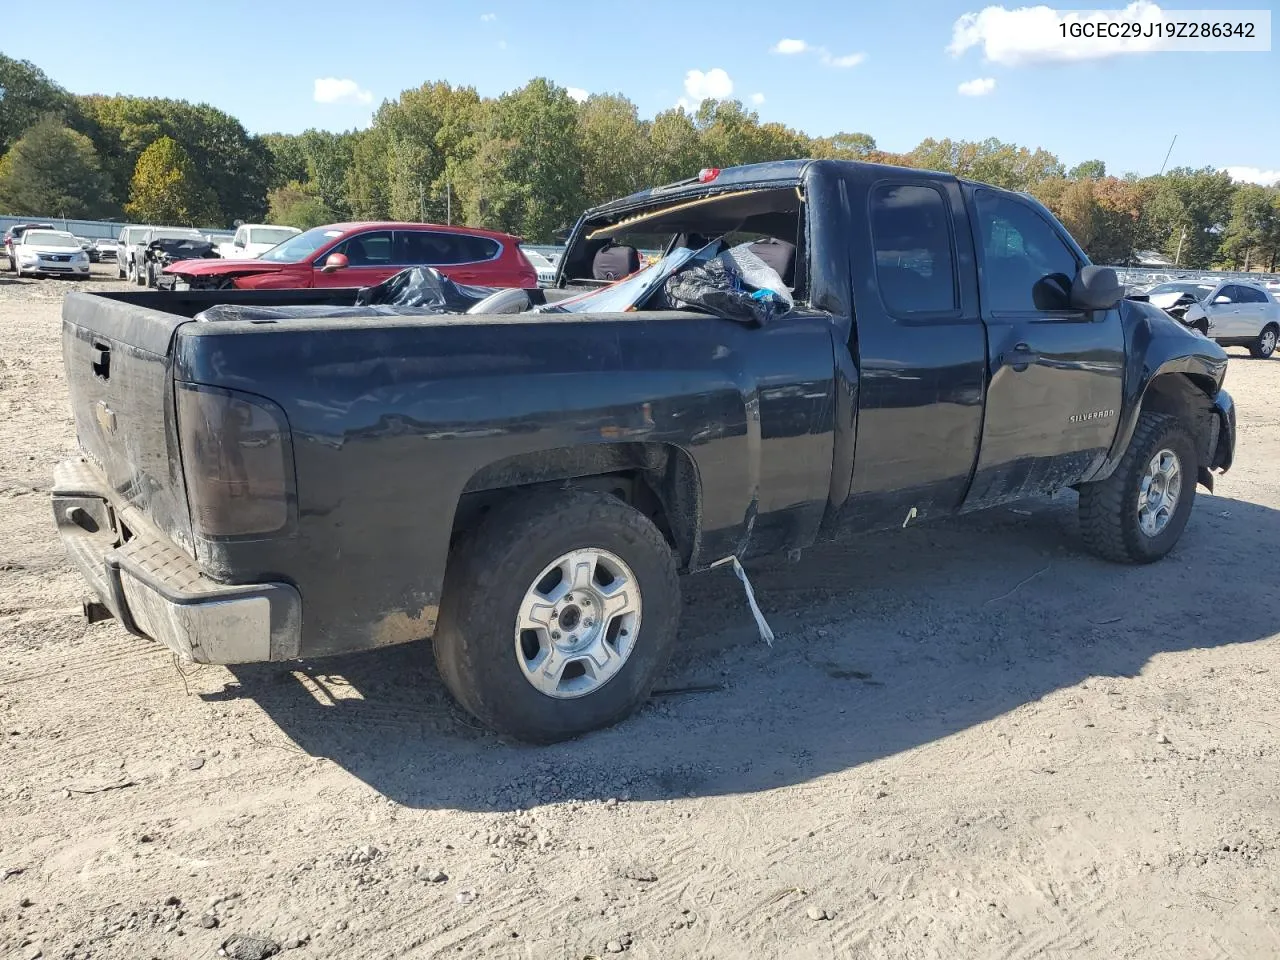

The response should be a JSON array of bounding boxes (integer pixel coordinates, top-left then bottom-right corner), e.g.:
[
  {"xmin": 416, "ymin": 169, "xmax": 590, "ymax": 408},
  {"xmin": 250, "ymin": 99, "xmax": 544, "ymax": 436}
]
[
  {"xmin": 577, "ymin": 93, "xmax": 649, "ymax": 207},
  {"xmin": 1143, "ymin": 167, "xmax": 1236, "ymax": 268},
  {"xmin": 266, "ymin": 180, "xmax": 332, "ymax": 230},
  {"xmin": 0, "ymin": 55, "xmax": 77, "ymax": 154},
  {"xmin": 1068, "ymin": 159, "xmax": 1106, "ymax": 180},
  {"xmin": 1220, "ymin": 184, "xmax": 1280, "ymax": 271},
  {"xmin": 0, "ymin": 116, "xmax": 118, "ymax": 217},
  {"xmin": 125, "ymin": 136, "xmax": 219, "ymax": 225},
  {"xmin": 78, "ymin": 95, "xmax": 270, "ymax": 223}
]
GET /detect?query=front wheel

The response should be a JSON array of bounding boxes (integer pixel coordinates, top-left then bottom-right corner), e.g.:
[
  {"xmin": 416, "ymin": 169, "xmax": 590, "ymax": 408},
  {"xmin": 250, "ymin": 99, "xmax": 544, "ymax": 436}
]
[
  {"xmin": 134, "ymin": 261, "xmax": 147, "ymax": 286},
  {"xmin": 434, "ymin": 489, "xmax": 680, "ymax": 743},
  {"xmin": 1078, "ymin": 411, "xmax": 1197, "ymax": 564},
  {"xmin": 1250, "ymin": 324, "xmax": 1278, "ymax": 359}
]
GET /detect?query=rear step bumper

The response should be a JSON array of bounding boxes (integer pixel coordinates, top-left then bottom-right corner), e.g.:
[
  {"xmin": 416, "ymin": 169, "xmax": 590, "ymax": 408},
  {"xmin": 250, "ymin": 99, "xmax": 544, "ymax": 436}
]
[{"xmin": 52, "ymin": 458, "xmax": 301, "ymax": 664}]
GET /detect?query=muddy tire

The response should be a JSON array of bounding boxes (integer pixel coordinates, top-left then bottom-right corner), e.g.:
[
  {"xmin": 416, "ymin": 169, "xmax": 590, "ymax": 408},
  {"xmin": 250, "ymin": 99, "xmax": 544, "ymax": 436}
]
[
  {"xmin": 1250, "ymin": 323, "xmax": 1278, "ymax": 359},
  {"xmin": 1078, "ymin": 412, "xmax": 1197, "ymax": 564},
  {"xmin": 434, "ymin": 489, "xmax": 680, "ymax": 743}
]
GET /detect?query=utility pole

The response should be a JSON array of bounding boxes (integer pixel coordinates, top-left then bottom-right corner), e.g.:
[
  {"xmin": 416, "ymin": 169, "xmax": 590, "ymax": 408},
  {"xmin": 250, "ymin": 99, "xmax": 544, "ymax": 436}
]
[
  {"xmin": 446, "ymin": 179, "xmax": 452, "ymax": 226},
  {"xmin": 418, "ymin": 182, "xmax": 425, "ymax": 223},
  {"xmin": 1174, "ymin": 225, "xmax": 1186, "ymax": 267}
]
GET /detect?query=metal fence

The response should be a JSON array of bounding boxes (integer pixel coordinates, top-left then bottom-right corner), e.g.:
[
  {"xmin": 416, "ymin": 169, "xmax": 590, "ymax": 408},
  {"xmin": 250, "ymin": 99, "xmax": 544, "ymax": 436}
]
[
  {"xmin": 0, "ymin": 214, "xmax": 232, "ymax": 242},
  {"xmin": 1110, "ymin": 265, "xmax": 1280, "ymax": 291}
]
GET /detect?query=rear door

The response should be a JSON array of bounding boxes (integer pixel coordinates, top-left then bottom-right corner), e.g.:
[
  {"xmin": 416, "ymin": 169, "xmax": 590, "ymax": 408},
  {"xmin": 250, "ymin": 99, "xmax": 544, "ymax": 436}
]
[
  {"xmin": 396, "ymin": 229, "xmax": 503, "ymax": 285},
  {"xmin": 311, "ymin": 229, "xmax": 396, "ymax": 288},
  {"xmin": 962, "ymin": 188, "xmax": 1125, "ymax": 509},
  {"xmin": 1234, "ymin": 284, "xmax": 1274, "ymax": 337}
]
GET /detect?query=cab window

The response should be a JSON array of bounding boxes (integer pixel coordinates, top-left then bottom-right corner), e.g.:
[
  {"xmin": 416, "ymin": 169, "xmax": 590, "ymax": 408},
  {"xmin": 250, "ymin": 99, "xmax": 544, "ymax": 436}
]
[
  {"xmin": 975, "ymin": 191, "xmax": 1080, "ymax": 314},
  {"xmin": 869, "ymin": 182, "xmax": 958, "ymax": 316}
]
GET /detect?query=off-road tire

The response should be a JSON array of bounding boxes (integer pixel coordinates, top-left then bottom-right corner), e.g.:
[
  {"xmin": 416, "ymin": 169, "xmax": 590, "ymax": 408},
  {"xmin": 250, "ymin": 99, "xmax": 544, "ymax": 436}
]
[
  {"xmin": 1078, "ymin": 411, "xmax": 1197, "ymax": 564},
  {"xmin": 1250, "ymin": 323, "xmax": 1278, "ymax": 359},
  {"xmin": 434, "ymin": 488, "xmax": 680, "ymax": 743}
]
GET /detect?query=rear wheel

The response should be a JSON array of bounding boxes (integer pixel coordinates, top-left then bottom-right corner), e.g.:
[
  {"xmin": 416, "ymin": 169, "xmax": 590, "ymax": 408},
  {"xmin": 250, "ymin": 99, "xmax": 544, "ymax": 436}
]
[
  {"xmin": 134, "ymin": 261, "xmax": 147, "ymax": 286},
  {"xmin": 1250, "ymin": 324, "xmax": 1278, "ymax": 359},
  {"xmin": 145, "ymin": 262, "xmax": 156, "ymax": 288},
  {"xmin": 434, "ymin": 489, "xmax": 680, "ymax": 743},
  {"xmin": 1078, "ymin": 411, "xmax": 1197, "ymax": 564}
]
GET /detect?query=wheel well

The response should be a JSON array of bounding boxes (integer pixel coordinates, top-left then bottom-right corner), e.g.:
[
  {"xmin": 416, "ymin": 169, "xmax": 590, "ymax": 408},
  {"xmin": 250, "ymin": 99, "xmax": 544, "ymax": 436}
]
[
  {"xmin": 1140, "ymin": 373, "xmax": 1219, "ymax": 467},
  {"xmin": 450, "ymin": 443, "xmax": 702, "ymax": 570}
]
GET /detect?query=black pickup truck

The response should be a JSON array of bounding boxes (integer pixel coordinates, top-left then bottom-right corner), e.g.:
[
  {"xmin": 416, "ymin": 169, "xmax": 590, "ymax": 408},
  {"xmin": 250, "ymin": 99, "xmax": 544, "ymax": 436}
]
[{"xmin": 53, "ymin": 159, "xmax": 1235, "ymax": 742}]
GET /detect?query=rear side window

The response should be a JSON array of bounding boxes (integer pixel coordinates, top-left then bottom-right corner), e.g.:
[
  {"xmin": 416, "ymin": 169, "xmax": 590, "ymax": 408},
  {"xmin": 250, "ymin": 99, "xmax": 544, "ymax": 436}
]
[
  {"xmin": 331, "ymin": 230, "xmax": 393, "ymax": 265},
  {"xmin": 975, "ymin": 191, "xmax": 1079, "ymax": 313},
  {"xmin": 1237, "ymin": 286, "xmax": 1267, "ymax": 304},
  {"xmin": 398, "ymin": 230, "xmax": 500, "ymax": 265},
  {"xmin": 869, "ymin": 183, "xmax": 958, "ymax": 316}
]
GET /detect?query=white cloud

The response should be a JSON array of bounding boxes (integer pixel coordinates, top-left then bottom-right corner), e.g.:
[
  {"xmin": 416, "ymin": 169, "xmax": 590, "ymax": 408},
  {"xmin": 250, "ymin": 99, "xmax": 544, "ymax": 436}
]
[
  {"xmin": 566, "ymin": 87, "xmax": 589, "ymax": 103},
  {"xmin": 480, "ymin": 12, "xmax": 496, "ymax": 20},
  {"xmin": 773, "ymin": 38, "xmax": 865, "ymax": 68},
  {"xmin": 313, "ymin": 77, "xmax": 372, "ymax": 105},
  {"xmin": 1222, "ymin": 166, "xmax": 1280, "ymax": 186},
  {"xmin": 958, "ymin": 76, "xmax": 997, "ymax": 96},
  {"xmin": 684, "ymin": 67, "xmax": 734, "ymax": 101},
  {"xmin": 750, "ymin": 92, "xmax": 766, "ymax": 105},
  {"xmin": 822, "ymin": 52, "xmax": 865, "ymax": 68},
  {"xmin": 948, "ymin": 1, "xmax": 1177, "ymax": 66}
]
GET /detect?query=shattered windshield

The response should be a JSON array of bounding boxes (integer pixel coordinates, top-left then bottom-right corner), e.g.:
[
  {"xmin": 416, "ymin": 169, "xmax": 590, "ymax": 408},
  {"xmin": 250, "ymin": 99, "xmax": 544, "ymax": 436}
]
[
  {"xmin": 535, "ymin": 242, "xmax": 719, "ymax": 314},
  {"xmin": 258, "ymin": 226, "xmax": 342, "ymax": 263}
]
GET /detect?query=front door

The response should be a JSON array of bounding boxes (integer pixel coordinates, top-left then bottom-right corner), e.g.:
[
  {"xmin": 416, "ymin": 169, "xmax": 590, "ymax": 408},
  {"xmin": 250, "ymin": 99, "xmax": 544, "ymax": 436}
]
[
  {"xmin": 962, "ymin": 188, "xmax": 1125, "ymax": 510},
  {"xmin": 840, "ymin": 176, "xmax": 989, "ymax": 530},
  {"xmin": 311, "ymin": 229, "xmax": 398, "ymax": 288}
]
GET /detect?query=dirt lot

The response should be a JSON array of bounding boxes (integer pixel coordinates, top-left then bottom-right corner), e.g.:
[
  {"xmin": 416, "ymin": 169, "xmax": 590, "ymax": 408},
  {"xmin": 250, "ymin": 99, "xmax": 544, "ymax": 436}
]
[{"xmin": 2, "ymin": 265, "xmax": 1278, "ymax": 960}]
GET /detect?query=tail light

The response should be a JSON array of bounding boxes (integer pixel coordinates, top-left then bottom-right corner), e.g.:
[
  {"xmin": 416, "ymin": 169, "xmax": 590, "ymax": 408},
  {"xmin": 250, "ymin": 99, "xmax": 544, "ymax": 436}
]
[{"xmin": 175, "ymin": 383, "xmax": 294, "ymax": 537}]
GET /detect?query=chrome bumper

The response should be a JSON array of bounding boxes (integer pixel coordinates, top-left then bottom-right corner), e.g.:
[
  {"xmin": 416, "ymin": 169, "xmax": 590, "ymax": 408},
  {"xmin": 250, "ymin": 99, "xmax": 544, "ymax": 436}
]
[{"xmin": 52, "ymin": 458, "xmax": 301, "ymax": 664}]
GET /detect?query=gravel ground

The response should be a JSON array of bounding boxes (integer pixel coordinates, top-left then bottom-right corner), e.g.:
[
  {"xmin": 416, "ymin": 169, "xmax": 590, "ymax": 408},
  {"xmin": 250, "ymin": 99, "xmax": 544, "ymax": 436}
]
[{"xmin": 2, "ymin": 264, "xmax": 1279, "ymax": 959}]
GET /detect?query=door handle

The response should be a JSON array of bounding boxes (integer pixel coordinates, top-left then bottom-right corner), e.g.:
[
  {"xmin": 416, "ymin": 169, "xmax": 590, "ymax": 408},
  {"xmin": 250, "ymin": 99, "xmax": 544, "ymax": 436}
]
[
  {"xmin": 1003, "ymin": 343, "xmax": 1038, "ymax": 372},
  {"xmin": 91, "ymin": 342, "xmax": 111, "ymax": 379}
]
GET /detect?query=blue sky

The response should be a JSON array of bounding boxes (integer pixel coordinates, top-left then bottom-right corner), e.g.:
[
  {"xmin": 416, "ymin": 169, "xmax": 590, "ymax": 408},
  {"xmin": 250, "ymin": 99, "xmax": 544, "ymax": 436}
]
[{"xmin": 7, "ymin": 0, "xmax": 1277, "ymax": 183}]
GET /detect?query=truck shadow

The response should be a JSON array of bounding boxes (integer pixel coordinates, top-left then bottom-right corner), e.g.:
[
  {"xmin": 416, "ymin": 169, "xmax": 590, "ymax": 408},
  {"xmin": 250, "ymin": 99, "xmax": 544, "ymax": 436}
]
[{"xmin": 214, "ymin": 491, "xmax": 1280, "ymax": 811}]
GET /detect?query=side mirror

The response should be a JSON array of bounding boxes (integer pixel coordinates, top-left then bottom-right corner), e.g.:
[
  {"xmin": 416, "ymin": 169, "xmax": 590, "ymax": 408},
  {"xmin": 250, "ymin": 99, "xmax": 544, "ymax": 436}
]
[
  {"xmin": 320, "ymin": 252, "xmax": 349, "ymax": 274},
  {"xmin": 1213, "ymin": 295, "xmax": 1231, "ymax": 305},
  {"xmin": 1069, "ymin": 265, "xmax": 1123, "ymax": 311}
]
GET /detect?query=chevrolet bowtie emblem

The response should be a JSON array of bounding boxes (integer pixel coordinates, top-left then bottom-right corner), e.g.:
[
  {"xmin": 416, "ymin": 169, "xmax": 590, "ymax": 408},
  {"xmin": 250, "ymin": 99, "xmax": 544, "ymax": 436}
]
[{"xmin": 95, "ymin": 400, "xmax": 117, "ymax": 434}]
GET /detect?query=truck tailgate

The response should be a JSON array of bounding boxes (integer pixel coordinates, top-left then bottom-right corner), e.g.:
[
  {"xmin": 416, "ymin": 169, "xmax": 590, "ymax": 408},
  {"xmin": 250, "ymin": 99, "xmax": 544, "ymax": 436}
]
[{"xmin": 61, "ymin": 292, "xmax": 195, "ymax": 555}]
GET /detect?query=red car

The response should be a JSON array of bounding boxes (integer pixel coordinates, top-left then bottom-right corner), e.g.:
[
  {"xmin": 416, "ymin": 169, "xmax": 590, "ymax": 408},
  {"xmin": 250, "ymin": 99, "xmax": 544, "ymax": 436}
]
[{"xmin": 164, "ymin": 222, "xmax": 536, "ymax": 290}]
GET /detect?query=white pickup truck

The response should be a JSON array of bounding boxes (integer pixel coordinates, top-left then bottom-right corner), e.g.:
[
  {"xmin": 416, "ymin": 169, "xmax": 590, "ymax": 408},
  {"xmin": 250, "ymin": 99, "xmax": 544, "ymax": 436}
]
[{"xmin": 218, "ymin": 224, "xmax": 302, "ymax": 259}]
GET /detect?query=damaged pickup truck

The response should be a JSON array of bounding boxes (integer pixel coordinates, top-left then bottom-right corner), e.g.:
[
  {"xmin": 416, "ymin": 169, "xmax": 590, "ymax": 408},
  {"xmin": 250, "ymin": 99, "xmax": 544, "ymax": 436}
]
[{"xmin": 54, "ymin": 159, "xmax": 1235, "ymax": 742}]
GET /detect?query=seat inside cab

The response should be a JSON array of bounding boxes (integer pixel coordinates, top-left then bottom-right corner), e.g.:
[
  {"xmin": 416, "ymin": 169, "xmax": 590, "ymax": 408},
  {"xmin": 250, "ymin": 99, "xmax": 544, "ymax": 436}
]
[{"xmin": 561, "ymin": 187, "xmax": 807, "ymax": 301}]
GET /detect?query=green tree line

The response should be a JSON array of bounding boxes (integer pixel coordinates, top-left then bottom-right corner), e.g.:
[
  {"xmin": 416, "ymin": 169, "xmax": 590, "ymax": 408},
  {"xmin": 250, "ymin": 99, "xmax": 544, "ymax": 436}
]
[{"xmin": 2, "ymin": 53, "xmax": 1278, "ymax": 269}]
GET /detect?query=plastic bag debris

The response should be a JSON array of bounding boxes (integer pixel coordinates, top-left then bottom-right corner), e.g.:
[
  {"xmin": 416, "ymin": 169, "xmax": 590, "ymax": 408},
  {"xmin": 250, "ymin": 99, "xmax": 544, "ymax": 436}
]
[
  {"xmin": 355, "ymin": 266, "xmax": 497, "ymax": 310},
  {"xmin": 709, "ymin": 555, "xmax": 775, "ymax": 646},
  {"xmin": 192, "ymin": 268, "xmax": 502, "ymax": 323},
  {"xmin": 664, "ymin": 243, "xmax": 794, "ymax": 326}
]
